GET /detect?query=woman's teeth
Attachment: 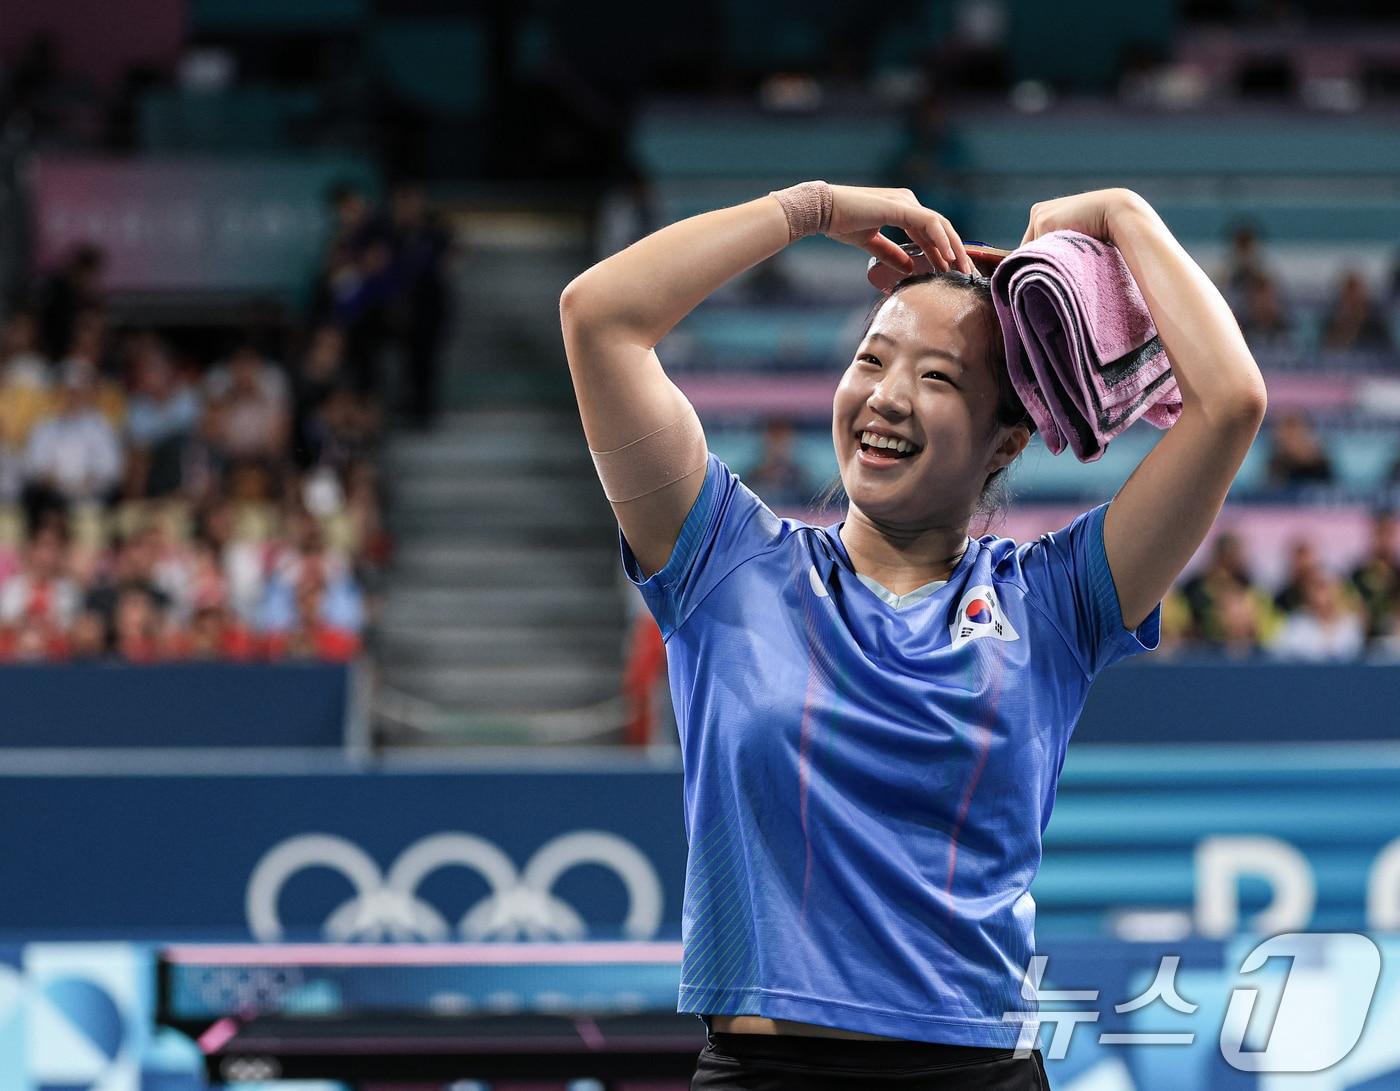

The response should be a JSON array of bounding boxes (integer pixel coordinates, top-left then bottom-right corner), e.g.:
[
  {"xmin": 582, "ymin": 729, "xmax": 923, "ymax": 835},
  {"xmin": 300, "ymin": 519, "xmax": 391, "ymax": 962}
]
[{"xmin": 859, "ymin": 430, "xmax": 917, "ymax": 457}]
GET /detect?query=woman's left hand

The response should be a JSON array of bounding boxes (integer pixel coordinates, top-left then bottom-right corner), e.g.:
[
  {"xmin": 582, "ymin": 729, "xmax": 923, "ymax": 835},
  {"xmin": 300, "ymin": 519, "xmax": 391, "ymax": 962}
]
[{"xmin": 1019, "ymin": 188, "xmax": 1146, "ymax": 247}]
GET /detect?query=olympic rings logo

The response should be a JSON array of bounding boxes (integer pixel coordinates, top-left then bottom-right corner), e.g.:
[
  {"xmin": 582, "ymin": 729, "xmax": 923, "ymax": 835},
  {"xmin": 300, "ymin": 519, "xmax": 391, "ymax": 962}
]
[{"xmin": 245, "ymin": 831, "xmax": 664, "ymax": 942}]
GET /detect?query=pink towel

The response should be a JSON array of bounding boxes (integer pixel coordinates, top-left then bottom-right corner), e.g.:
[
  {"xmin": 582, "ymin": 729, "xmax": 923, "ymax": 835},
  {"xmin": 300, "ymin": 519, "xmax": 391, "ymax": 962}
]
[{"xmin": 989, "ymin": 229, "xmax": 1181, "ymax": 462}]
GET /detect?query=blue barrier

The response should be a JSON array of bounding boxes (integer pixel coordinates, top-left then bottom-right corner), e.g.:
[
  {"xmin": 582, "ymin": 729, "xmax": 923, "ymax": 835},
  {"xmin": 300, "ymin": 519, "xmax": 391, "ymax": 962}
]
[
  {"xmin": 1077, "ymin": 662, "xmax": 1400, "ymax": 743},
  {"xmin": 0, "ymin": 766, "xmax": 688, "ymax": 940},
  {"xmin": 0, "ymin": 663, "xmax": 349, "ymax": 749},
  {"xmin": 1, "ymin": 742, "xmax": 1397, "ymax": 941}
]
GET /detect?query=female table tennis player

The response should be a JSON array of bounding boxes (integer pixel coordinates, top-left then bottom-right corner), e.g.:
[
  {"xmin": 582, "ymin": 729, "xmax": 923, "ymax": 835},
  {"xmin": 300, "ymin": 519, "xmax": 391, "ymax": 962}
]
[{"xmin": 559, "ymin": 184, "xmax": 1266, "ymax": 1089}]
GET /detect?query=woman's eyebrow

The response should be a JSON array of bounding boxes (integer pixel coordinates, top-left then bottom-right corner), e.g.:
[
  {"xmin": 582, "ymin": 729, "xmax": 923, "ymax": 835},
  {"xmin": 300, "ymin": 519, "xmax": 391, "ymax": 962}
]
[{"xmin": 866, "ymin": 331, "xmax": 966, "ymax": 369}]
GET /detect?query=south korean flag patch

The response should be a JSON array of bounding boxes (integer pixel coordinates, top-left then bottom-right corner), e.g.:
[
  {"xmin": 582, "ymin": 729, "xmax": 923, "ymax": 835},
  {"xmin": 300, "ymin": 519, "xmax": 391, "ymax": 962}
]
[{"xmin": 950, "ymin": 584, "xmax": 1020, "ymax": 649}]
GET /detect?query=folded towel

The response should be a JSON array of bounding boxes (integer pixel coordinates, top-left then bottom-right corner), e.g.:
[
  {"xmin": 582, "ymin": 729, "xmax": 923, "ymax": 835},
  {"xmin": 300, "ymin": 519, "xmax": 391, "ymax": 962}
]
[{"xmin": 989, "ymin": 229, "xmax": 1181, "ymax": 462}]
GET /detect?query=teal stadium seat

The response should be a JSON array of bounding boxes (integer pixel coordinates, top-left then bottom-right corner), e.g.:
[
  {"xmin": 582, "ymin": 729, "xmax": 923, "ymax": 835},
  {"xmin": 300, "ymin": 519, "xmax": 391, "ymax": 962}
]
[
  {"xmin": 636, "ymin": 109, "xmax": 1400, "ymax": 246},
  {"xmin": 1326, "ymin": 429, "xmax": 1399, "ymax": 491},
  {"xmin": 138, "ymin": 88, "xmax": 319, "ymax": 152},
  {"xmin": 373, "ymin": 21, "xmax": 488, "ymax": 115},
  {"xmin": 706, "ymin": 433, "xmax": 764, "ymax": 478},
  {"xmin": 946, "ymin": 118, "xmax": 1400, "ymax": 177},
  {"xmin": 634, "ymin": 113, "xmax": 905, "ymax": 182},
  {"xmin": 1010, "ymin": 431, "xmax": 1161, "ymax": 500},
  {"xmin": 952, "ymin": 196, "xmax": 1400, "ymax": 251},
  {"xmin": 191, "ymin": 0, "xmax": 366, "ymax": 31},
  {"xmin": 673, "ymin": 307, "xmax": 856, "ymax": 366}
]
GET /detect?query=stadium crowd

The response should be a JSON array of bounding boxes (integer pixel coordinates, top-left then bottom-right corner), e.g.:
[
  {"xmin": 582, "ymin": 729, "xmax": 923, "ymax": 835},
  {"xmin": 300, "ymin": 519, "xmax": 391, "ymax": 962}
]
[{"xmin": 0, "ymin": 223, "xmax": 402, "ymax": 663}]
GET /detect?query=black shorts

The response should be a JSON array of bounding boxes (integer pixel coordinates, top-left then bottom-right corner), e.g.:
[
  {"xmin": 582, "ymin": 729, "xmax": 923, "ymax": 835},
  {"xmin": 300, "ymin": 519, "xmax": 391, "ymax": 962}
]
[{"xmin": 691, "ymin": 1029, "xmax": 1050, "ymax": 1090}]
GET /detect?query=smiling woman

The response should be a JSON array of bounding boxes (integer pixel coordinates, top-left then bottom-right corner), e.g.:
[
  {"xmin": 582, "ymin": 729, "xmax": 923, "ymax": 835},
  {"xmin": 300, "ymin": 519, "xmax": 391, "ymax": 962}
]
[
  {"xmin": 558, "ymin": 179, "xmax": 1256, "ymax": 1090},
  {"xmin": 833, "ymin": 271, "xmax": 1037, "ymax": 588}
]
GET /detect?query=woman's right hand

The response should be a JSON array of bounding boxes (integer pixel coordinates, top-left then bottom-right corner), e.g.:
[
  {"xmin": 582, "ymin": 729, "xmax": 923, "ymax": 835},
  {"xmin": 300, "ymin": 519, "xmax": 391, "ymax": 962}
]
[{"xmin": 825, "ymin": 185, "xmax": 974, "ymax": 277}]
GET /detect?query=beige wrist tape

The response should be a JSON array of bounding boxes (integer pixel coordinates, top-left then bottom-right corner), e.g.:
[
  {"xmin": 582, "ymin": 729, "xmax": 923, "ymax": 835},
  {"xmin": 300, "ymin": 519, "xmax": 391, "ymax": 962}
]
[
  {"xmin": 768, "ymin": 180, "xmax": 834, "ymax": 242},
  {"xmin": 588, "ymin": 401, "xmax": 709, "ymax": 503}
]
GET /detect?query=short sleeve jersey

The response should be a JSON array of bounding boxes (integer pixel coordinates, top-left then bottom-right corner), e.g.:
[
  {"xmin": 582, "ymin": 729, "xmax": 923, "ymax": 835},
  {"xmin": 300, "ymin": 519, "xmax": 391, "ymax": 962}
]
[{"xmin": 619, "ymin": 453, "xmax": 1161, "ymax": 1046}]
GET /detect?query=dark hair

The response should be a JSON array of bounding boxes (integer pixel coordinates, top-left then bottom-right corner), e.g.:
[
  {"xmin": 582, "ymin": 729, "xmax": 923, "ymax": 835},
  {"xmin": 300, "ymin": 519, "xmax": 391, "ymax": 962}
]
[{"xmin": 812, "ymin": 269, "xmax": 1036, "ymax": 535}]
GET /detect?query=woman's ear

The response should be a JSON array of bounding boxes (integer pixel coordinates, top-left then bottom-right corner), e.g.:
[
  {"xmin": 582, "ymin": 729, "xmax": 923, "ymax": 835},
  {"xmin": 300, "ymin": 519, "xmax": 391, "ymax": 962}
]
[{"xmin": 986, "ymin": 422, "xmax": 1032, "ymax": 474}]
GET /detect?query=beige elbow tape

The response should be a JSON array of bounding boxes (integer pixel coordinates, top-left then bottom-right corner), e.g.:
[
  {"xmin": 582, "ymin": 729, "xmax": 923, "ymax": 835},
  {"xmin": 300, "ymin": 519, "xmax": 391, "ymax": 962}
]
[{"xmin": 588, "ymin": 402, "xmax": 709, "ymax": 503}]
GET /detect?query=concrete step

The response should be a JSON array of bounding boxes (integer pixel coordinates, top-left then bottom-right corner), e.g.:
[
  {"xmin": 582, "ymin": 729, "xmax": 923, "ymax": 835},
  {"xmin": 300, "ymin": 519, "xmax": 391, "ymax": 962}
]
[
  {"xmin": 407, "ymin": 407, "xmax": 581, "ymax": 432},
  {"xmin": 385, "ymin": 664, "xmax": 619, "ymax": 711},
  {"xmin": 381, "ymin": 585, "xmax": 625, "ymax": 627},
  {"xmin": 390, "ymin": 523, "xmax": 619, "ymax": 549},
  {"xmin": 383, "ymin": 432, "xmax": 589, "ymax": 474},
  {"xmin": 388, "ymin": 544, "xmax": 617, "ymax": 587},
  {"xmin": 377, "ymin": 623, "xmax": 624, "ymax": 666},
  {"xmin": 388, "ymin": 504, "xmax": 616, "ymax": 536},
  {"xmin": 389, "ymin": 474, "xmax": 609, "ymax": 517}
]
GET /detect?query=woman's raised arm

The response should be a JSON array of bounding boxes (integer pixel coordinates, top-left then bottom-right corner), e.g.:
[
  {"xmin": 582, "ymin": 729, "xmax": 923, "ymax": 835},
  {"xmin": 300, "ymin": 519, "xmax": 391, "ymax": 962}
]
[
  {"xmin": 559, "ymin": 194, "xmax": 792, "ymax": 578},
  {"xmin": 560, "ymin": 184, "xmax": 972, "ymax": 578},
  {"xmin": 1021, "ymin": 189, "xmax": 1269, "ymax": 631}
]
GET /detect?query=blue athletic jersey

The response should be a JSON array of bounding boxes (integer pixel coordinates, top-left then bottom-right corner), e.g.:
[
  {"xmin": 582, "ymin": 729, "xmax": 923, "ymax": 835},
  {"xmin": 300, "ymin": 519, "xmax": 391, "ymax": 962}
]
[{"xmin": 619, "ymin": 452, "xmax": 1161, "ymax": 1046}]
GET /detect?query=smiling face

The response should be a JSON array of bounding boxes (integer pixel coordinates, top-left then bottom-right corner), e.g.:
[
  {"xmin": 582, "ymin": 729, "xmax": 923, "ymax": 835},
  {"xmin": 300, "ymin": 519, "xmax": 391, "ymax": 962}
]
[{"xmin": 831, "ymin": 278, "xmax": 1026, "ymax": 528}]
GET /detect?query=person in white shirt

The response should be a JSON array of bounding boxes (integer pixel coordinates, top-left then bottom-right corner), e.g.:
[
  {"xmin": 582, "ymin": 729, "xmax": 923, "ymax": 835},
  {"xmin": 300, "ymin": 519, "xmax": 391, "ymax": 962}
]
[
  {"xmin": 1269, "ymin": 570, "xmax": 1366, "ymax": 662},
  {"xmin": 21, "ymin": 361, "xmax": 123, "ymax": 526}
]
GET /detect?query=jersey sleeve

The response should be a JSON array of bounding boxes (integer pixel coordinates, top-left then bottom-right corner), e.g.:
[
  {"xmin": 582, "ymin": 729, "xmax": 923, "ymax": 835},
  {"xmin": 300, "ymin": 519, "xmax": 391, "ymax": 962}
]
[
  {"xmin": 618, "ymin": 452, "xmax": 784, "ymax": 641},
  {"xmin": 1016, "ymin": 501, "xmax": 1162, "ymax": 677}
]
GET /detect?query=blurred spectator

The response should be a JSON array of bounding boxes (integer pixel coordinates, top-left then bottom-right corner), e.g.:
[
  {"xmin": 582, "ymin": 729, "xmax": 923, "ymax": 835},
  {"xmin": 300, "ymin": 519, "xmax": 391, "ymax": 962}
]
[
  {"xmin": 326, "ymin": 181, "xmax": 374, "ymax": 257},
  {"xmin": 37, "ymin": 245, "xmax": 105, "ymax": 359},
  {"xmin": 203, "ymin": 340, "xmax": 291, "ymax": 465},
  {"xmin": 343, "ymin": 460, "xmax": 391, "ymax": 571},
  {"xmin": 1319, "ymin": 270, "xmax": 1395, "ymax": 353},
  {"xmin": 302, "ymin": 384, "xmax": 380, "ymax": 474},
  {"xmin": 1273, "ymin": 537, "xmax": 1325, "ymax": 614},
  {"xmin": 388, "ymin": 181, "xmax": 452, "ymax": 429},
  {"xmin": 1, "ymin": 309, "xmax": 51, "ymax": 388},
  {"xmin": 112, "ymin": 585, "xmax": 163, "ymax": 662},
  {"xmin": 1179, "ymin": 532, "xmax": 1255, "ymax": 642},
  {"xmin": 204, "ymin": 337, "xmax": 290, "ymax": 406},
  {"xmin": 0, "ymin": 310, "xmax": 54, "ymax": 502},
  {"xmin": 21, "ymin": 362, "xmax": 124, "ymax": 527},
  {"xmin": 887, "ymin": 91, "xmax": 954, "ymax": 196},
  {"xmin": 58, "ymin": 308, "xmax": 126, "ymax": 426},
  {"xmin": 1235, "ymin": 271, "xmax": 1294, "ymax": 349},
  {"xmin": 292, "ymin": 325, "xmax": 349, "ymax": 468},
  {"xmin": 124, "ymin": 334, "xmax": 200, "ymax": 498},
  {"xmin": 1351, "ymin": 510, "xmax": 1399, "ymax": 644},
  {"xmin": 1265, "ymin": 410, "xmax": 1333, "ymax": 490},
  {"xmin": 256, "ymin": 511, "xmax": 364, "ymax": 659},
  {"xmin": 181, "ymin": 604, "xmax": 257, "ymax": 661},
  {"xmin": 316, "ymin": 183, "xmax": 395, "ymax": 396},
  {"xmin": 1214, "ymin": 583, "xmax": 1274, "ymax": 660},
  {"xmin": 0, "ymin": 524, "xmax": 79, "ymax": 654},
  {"xmin": 1269, "ymin": 571, "xmax": 1366, "ymax": 662},
  {"xmin": 67, "ymin": 608, "xmax": 108, "ymax": 660},
  {"xmin": 1373, "ymin": 595, "xmax": 1400, "ymax": 661},
  {"xmin": 743, "ymin": 420, "xmax": 815, "ymax": 508},
  {"xmin": 1222, "ymin": 221, "xmax": 1272, "ymax": 296},
  {"xmin": 83, "ymin": 527, "xmax": 173, "ymax": 637}
]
